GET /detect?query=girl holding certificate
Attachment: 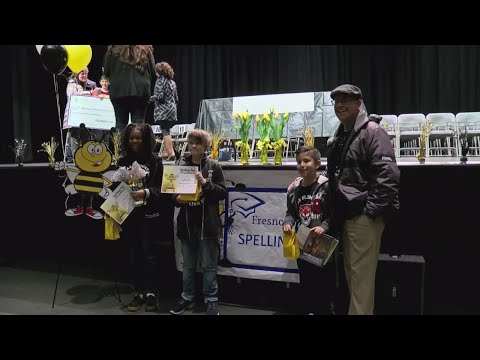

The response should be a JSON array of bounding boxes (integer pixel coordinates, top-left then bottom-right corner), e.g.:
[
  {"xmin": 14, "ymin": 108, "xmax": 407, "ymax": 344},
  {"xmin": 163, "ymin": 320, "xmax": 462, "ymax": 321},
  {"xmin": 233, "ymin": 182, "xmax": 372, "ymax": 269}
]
[{"xmin": 115, "ymin": 123, "xmax": 174, "ymax": 312}]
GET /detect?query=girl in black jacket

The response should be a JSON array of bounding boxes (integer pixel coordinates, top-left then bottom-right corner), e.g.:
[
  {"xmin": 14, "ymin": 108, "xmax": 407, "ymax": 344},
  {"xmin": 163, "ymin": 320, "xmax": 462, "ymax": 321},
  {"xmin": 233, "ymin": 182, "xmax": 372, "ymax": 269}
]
[{"xmin": 116, "ymin": 123, "xmax": 173, "ymax": 312}]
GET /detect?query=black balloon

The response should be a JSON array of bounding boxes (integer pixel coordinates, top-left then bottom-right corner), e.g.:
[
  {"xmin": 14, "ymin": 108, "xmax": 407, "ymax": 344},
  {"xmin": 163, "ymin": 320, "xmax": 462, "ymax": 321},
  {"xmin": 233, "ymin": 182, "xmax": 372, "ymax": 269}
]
[{"xmin": 40, "ymin": 45, "xmax": 68, "ymax": 75}]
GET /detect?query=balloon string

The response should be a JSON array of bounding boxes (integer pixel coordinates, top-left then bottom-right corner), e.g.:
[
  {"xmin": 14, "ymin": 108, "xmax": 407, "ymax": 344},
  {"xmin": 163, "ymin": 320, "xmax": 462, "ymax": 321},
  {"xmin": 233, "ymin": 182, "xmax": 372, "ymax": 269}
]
[{"xmin": 53, "ymin": 74, "xmax": 65, "ymax": 160}]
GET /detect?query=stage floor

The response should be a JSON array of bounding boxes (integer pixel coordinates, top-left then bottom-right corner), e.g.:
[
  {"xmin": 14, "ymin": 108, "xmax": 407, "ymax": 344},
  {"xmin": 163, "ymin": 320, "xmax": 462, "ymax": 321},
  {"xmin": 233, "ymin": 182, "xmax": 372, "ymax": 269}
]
[{"xmin": 0, "ymin": 261, "xmax": 280, "ymax": 315}]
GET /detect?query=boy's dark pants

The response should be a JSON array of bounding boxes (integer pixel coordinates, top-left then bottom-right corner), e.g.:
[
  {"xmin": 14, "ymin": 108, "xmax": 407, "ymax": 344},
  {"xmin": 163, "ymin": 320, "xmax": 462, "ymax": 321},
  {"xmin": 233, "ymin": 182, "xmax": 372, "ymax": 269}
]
[{"xmin": 297, "ymin": 258, "xmax": 336, "ymax": 314}]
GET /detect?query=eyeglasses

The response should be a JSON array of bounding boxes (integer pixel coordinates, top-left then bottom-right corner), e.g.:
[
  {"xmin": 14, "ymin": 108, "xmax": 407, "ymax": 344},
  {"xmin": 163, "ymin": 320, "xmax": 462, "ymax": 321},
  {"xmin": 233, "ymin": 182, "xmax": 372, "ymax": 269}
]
[{"xmin": 331, "ymin": 96, "xmax": 359, "ymax": 105}]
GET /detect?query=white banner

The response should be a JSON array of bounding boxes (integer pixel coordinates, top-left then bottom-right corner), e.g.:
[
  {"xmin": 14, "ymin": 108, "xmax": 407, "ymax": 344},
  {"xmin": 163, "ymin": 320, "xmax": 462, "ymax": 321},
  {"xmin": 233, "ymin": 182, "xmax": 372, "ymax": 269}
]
[
  {"xmin": 219, "ymin": 188, "xmax": 299, "ymax": 282},
  {"xmin": 232, "ymin": 92, "xmax": 314, "ymax": 115},
  {"xmin": 65, "ymin": 95, "xmax": 116, "ymax": 130},
  {"xmin": 174, "ymin": 187, "xmax": 300, "ymax": 283}
]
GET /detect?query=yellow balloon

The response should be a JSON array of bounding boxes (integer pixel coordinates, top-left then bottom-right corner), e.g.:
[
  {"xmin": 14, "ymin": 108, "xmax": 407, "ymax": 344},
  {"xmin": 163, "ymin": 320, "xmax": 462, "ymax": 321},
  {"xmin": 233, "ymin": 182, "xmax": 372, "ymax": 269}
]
[{"xmin": 65, "ymin": 45, "xmax": 92, "ymax": 73}]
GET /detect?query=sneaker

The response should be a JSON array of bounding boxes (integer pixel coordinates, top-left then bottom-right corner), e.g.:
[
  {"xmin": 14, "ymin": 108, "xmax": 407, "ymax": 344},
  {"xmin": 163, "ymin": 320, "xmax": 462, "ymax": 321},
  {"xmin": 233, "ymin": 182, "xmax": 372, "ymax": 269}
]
[
  {"xmin": 170, "ymin": 298, "xmax": 195, "ymax": 315},
  {"xmin": 206, "ymin": 301, "xmax": 219, "ymax": 315},
  {"xmin": 145, "ymin": 295, "xmax": 157, "ymax": 312},
  {"xmin": 127, "ymin": 294, "xmax": 144, "ymax": 312},
  {"xmin": 65, "ymin": 206, "xmax": 83, "ymax": 217},
  {"xmin": 85, "ymin": 207, "xmax": 103, "ymax": 220}
]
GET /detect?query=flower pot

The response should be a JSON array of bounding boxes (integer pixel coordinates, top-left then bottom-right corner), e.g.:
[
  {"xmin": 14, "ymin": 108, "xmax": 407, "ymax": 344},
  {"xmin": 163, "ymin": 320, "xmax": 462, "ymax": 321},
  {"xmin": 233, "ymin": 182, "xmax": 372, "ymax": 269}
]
[
  {"xmin": 274, "ymin": 145, "xmax": 283, "ymax": 165},
  {"xmin": 240, "ymin": 142, "xmax": 249, "ymax": 165},
  {"xmin": 260, "ymin": 146, "xmax": 268, "ymax": 165}
]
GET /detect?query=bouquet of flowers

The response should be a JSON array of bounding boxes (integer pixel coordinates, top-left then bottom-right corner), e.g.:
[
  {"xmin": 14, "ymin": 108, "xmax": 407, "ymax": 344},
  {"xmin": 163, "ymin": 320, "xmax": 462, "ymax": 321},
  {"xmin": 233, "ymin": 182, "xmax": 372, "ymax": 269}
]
[
  {"xmin": 268, "ymin": 107, "xmax": 290, "ymax": 144},
  {"xmin": 233, "ymin": 111, "xmax": 253, "ymax": 164},
  {"xmin": 112, "ymin": 161, "xmax": 147, "ymax": 191},
  {"xmin": 38, "ymin": 137, "xmax": 58, "ymax": 168},
  {"xmin": 256, "ymin": 113, "xmax": 272, "ymax": 164},
  {"xmin": 233, "ymin": 111, "xmax": 253, "ymax": 143},
  {"xmin": 265, "ymin": 107, "xmax": 290, "ymax": 164}
]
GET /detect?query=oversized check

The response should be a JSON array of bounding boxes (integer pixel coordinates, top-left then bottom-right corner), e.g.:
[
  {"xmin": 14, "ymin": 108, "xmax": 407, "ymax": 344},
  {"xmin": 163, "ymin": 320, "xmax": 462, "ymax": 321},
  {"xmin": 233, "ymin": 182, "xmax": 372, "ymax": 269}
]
[{"xmin": 65, "ymin": 94, "xmax": 116, "ymax": 130}]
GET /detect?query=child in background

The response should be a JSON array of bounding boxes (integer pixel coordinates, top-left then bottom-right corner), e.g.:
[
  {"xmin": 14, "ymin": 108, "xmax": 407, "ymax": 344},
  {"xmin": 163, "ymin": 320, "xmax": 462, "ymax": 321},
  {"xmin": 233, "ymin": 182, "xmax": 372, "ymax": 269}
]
[
  {"xmin": 283, "ymin": 145, "xmax": 336, "ymax": 315},
  {"xmin": 93, "ymin": 75, "xmax": 110, "ymax": 99}
]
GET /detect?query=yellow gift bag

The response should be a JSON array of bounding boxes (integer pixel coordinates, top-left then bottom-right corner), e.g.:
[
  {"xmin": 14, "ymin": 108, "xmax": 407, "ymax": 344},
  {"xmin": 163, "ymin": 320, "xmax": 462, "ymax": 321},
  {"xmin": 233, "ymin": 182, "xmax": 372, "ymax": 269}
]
[
  {"xmin": 104, "ymin": 214, "xmax": 121, "ymax": 240},
  {"xmin": 180, "ymin": 183, "xmax": 201, "ymax": 202},
  {"xmin": 283, "ymin": 231, "xmax": 300, "ymax": 260}
]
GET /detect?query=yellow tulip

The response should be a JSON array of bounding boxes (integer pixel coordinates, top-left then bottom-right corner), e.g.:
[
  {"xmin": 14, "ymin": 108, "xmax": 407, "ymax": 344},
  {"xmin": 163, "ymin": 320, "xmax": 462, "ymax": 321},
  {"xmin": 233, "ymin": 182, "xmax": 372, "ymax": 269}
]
[
  {"xmin": 263, "ymin": 113, "xmax": 270, "ymax": 122},
  {"xmin": 233, "ymin": 112, "xmax": 239, "ymax": 119},
  {"xmin": 284, "ymin": 112, "xmax": 290, "ymax": 118},
  {"xmin": 274, "ymin": 113, "xmax": 279, "ymax": 119},
  {"xmin": 255, "ymin": 114, "xmax": 260, "ymax": 122}
]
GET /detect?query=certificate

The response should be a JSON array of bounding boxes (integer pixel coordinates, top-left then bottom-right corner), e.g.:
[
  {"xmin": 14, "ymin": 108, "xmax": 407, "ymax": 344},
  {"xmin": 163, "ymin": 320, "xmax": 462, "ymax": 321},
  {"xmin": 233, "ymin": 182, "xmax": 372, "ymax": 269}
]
[
  {"xmin": 161, "ymin": 165, "xmax": 198, "ymax": 194},
  {"xmin": 100, "ymin": 182, "xmax": 136, "ymax": 225},
  {"xmin": 65, "ymin": 94, "xmax": 116, "ymax": 130}
]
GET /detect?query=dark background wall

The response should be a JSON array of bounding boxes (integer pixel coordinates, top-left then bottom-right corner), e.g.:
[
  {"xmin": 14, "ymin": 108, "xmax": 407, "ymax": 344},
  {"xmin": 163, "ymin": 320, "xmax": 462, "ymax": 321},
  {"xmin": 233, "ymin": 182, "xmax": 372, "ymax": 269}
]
[{"xmin": 4, "ymin": 45, "xmax": 480, "ymax": 163}]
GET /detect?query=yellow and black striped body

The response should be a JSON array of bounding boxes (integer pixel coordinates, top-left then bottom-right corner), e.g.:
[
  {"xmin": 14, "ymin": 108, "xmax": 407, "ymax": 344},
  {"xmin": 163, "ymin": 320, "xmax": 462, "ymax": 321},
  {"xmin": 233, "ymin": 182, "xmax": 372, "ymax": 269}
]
[{"xmin": 73, "ymin": 171, "xmax": 104, "ymax": 194}]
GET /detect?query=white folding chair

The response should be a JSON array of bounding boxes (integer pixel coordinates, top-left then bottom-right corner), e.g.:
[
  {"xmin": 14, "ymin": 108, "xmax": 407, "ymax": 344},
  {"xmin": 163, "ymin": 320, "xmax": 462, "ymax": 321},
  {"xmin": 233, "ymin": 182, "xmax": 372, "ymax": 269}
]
[
  {"xmin": 456, "ymin": 112, "xmax": 480, "ymax": 156},
  {"xmin": 397, "ymin": 113, "xmax": 425, "ymax": 157},
  {"xmin": 425, "ymin": 113, "xmax": 456, "ymax": 157},
  {"xmin": 379, "ymin": 115, "xmax": 399, "ymax": 157}
]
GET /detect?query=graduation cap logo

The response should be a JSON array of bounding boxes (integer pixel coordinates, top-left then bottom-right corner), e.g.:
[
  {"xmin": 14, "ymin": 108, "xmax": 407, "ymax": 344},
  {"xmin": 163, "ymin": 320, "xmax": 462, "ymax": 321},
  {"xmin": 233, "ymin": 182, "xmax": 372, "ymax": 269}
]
[{"xmin": 229, "ymin": 192, "xmax": 266, "ymax": 219}]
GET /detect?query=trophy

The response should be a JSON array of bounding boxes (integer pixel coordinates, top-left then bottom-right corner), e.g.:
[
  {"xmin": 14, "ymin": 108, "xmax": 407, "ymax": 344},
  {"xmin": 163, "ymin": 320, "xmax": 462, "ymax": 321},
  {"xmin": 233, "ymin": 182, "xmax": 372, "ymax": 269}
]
[
  {"xmin": 417, "ymin": 122, "xmax": 432, "ymax": 164},
  {"xmin": 302, "ymin": 126, "xmax": 315, "ymax": 147},
  {"xmin": 460, "ymin": 125, "xmax": 469, "ymax": 164},
  {"xmin": 11, "ymin": 138, "xmax": 27, "ymax": 166},
  {"xmin": 163, "ymin": 172, "xmax": 178, "ymax": 193},
  {"xmin": 110, "ymin": 130, "xmax": 122, "ymax": 167},
  {"xmin": 38, "ymin": 137, "xmax": 58, "ymax": 168}
]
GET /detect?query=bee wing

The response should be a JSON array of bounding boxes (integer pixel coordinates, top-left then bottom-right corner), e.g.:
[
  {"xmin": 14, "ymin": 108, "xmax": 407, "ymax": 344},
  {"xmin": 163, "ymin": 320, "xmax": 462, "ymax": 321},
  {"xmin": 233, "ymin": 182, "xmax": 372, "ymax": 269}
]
[
  {"xmin": 102, "ymin": 170, "xmax": 115, "ymax": 187},
  {"xmin": 65, "ymin": 166, "xmax": 80, "ymax": 183}
]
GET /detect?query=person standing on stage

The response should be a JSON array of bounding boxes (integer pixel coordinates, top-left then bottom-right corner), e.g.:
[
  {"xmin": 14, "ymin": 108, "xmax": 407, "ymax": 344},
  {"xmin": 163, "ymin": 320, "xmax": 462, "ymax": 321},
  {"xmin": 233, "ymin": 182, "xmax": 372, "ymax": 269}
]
[
  {"xmin": 103, "ymin": 45, "xmax": 155, "ymax": 132},
  {"xmin": 149, "ymin": 61, "xmax": 178, "ymax": 161},
  {"xmin": 63, "ymin": 67, "xmax": 97, "ymax": 164}
]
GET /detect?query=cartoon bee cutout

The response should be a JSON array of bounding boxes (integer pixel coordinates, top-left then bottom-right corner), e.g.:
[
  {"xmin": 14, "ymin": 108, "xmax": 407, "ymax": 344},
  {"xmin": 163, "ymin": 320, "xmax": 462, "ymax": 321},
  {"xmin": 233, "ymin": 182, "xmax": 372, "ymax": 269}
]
[{"xmin": 64, "ymin": 140, "xmax": 114, "ymax": 219}]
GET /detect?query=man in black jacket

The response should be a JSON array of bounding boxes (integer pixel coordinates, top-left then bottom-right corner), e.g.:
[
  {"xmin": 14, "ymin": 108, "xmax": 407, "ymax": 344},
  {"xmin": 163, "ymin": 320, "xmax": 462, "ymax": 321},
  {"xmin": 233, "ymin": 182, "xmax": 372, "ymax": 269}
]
[{"xmin": 327, "ymin": 84, "xmax": 400, "ymax": 315}]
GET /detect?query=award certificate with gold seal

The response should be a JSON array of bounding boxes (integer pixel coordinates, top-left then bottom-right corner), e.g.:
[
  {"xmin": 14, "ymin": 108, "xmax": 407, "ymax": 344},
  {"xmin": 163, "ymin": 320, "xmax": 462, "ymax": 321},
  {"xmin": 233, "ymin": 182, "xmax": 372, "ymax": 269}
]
[
  {"xmin": 161, "ymin": 165, "xmax": 198, "ymax": 194},
  {"xmin": 100, "ymin": 182, "xmax": 136, "ymax": 225}
]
